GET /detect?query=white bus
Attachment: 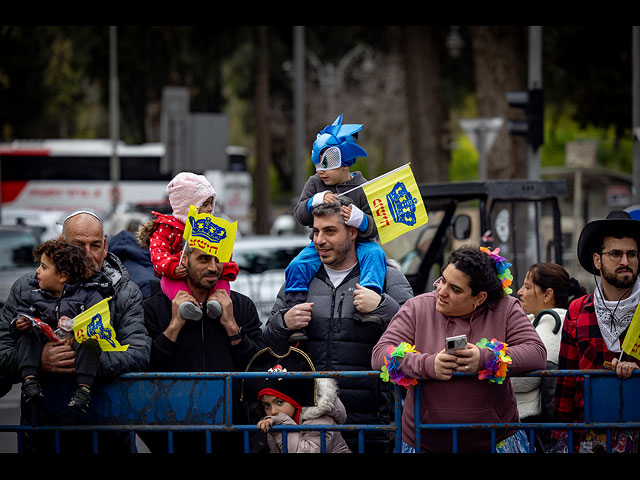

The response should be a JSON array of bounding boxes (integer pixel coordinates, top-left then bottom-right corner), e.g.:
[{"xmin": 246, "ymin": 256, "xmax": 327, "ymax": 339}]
[{"xmin": 0, "ymin": 139, "xmax": 171, "ymax": 216}]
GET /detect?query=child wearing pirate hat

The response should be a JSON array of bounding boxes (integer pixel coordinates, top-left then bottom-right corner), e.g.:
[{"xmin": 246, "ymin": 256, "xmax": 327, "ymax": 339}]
[
  {"xmin": 285, "ymin": 114, "xmax": 388, "ymax": 342},
  {"xmin": 244, "ymin": 347, "xmax": 350, "ymax": 453}
]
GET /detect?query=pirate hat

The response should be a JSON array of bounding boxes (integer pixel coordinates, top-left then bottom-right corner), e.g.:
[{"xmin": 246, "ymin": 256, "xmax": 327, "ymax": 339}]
[
  {"xmin": 241, "ymin": 347, "xmax": 317, "ymax": 408},
  {"xmin": 577, "ymin": 210, "xmax": 640, "ymax": 275}
]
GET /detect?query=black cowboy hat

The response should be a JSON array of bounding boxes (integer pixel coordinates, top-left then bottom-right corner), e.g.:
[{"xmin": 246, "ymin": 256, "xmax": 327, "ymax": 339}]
[{"xmin": 577, "ymin": 210, "xmax": 640, "ymax": 275}]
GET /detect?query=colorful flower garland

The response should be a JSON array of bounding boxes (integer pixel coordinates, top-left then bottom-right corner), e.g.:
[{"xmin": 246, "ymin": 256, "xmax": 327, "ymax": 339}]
[
  {"xmin": 380, "ymin": 342, "xmax": 419, "ymax": 388},
  {"xmin": 476, "ymin": 338, "xmax": 512, "ymax": 384},
  {"xmin": 479, "ymin": 247, "xmax": 514, "ymax": 295}
]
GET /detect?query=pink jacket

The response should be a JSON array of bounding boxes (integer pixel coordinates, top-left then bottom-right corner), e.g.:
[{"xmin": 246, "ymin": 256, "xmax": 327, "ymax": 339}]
[
  {"xmin": 371, "ymin": 291, "xmax": 546, "ymax": 453},
  {"xmin": 264, "ymin": 379, "xmax": 351, "ymax": 454}
]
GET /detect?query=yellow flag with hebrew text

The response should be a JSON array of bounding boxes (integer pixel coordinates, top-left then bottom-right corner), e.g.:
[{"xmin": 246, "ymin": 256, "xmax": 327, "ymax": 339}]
[
  {"xmin": 362, "ymin": 164, "xmax": 428, "ymax": 245},
  {"xmin": 622, "ymin": 302, "xmax": 640, "ymax": 360},
  {"xmin": 72, "ymin": 297, "xmax": 129, "ymax": 352},
  {"xmin": 183, "ymin": 206, "xmax": 237, "ymax": 263}
]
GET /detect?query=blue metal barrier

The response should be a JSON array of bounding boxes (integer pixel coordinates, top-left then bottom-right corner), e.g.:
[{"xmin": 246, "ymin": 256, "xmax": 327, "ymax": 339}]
[
  {"xmin": 1, "ymin": 370, "xmax": 638, "ymax": 453},
  {"xmin": 412, "ymin": 369, "xmax": 640, "ymax": 453}
]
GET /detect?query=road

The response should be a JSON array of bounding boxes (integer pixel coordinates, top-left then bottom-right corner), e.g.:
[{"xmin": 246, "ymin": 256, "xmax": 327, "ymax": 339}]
[{"xmin": 0, "ymin": 384, "xmax": 20, "ymax": 452}]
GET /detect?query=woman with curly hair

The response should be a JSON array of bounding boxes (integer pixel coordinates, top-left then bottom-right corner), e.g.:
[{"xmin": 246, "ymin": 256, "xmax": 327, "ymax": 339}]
[
  {"xmin": 11, "ymin": 239, "xmax": 110, "ymax": 414},
  {"xmin": 372, "ymin": 246, "xmax": 547, "ymax": 453}
]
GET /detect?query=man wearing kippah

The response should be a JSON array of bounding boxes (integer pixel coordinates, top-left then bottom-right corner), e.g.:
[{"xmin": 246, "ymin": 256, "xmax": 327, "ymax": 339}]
[
  {"xmin": 554, "ymin": 210, "xmax": 640, "ymax": 452},
  {"xmin": 0, "ymin": 209, "xmax": 151, "ymax": 453}
]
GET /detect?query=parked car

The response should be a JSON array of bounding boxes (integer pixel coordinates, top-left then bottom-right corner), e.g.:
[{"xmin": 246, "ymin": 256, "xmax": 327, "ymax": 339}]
[
  {"xmin": 231, "ymin": 235, "xmax": 309, "ymax": 326},
  {"xmin": 0, "ymin": 208, "xmax": 65, "ymax": 241},
  {"xmin": 0, "ymin": 225, "xmax": 41, "ymax": 307}
]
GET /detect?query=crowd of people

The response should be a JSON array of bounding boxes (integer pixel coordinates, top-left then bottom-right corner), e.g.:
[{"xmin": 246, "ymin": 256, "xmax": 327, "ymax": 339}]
[{"xmin": 0, "ymin": 115, "xmax": 639, "ymax": 455}]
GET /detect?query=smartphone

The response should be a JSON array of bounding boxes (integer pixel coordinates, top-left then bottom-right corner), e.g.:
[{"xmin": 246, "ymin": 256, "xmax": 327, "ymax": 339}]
[{"xmin": 445, "ymin": 334, "xmax": 467, "ymax": 355}]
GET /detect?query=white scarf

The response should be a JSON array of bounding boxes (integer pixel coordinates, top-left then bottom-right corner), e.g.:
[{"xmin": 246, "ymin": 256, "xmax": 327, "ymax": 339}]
[{"xmin": 593, "ymin": 276, "xmax": 640, "ymax": 352}]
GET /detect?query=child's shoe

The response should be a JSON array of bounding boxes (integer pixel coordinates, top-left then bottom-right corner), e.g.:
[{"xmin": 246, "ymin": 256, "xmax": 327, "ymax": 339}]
[
  {"xmin": 355, "ymin": 312, "xmax": 383, "ymax": 324},
  {"xmin": 285, "ymin": 291, "xmax": 309, "ymax": 343},
  {"xmin": 21, "ymin": 377, "xmax": 43, "ymax": 404},
  {"xmin": 179, "ymin": 301, "xmax": 203, "ymax": 321},
  {"xmin": 289, "ymin": 329, "xmax": 308, "ymax": 343},
  {"xmin": 206, "ymin": 299, "xmax": 222, "ymax": 319},
  {"xmin": 284, "ymin": 291, "xmax": 308, "ymax": 309},
  {"xmin": 68, "ymin": 385, "xmax": 92, "ymax": 413}
]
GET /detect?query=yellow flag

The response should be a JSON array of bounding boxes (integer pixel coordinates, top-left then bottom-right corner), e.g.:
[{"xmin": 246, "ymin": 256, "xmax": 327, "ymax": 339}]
[
  {"xmin": 183, "ymin": 206, "xmax": 237, "ymax": 263},
  {"xmin": 361, "ymin": 164, "xmax": 428, "ymax": 244},
  {"xmin": 72, "ymin": 297, "xmax": 129, "ymax": 352},
  {"xmin": 622, "ymin": 302, "xmax": 640, "ymax": 360}
]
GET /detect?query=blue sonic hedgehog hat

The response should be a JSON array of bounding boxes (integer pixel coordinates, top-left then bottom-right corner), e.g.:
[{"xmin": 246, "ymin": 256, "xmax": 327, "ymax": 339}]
[{"xmin": 311, "ymin": 114, "xmax": 368, "ymax": 170}]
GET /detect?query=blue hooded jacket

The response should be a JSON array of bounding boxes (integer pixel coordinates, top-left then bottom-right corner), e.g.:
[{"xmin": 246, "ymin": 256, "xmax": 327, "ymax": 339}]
[{"xmin": 108, "ymin": 230, "xmax": 159, "ymax": 298}]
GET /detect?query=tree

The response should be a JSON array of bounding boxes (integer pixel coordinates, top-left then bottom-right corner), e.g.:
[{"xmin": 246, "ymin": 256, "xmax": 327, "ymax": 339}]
[
  {"xmin": 396, "ymin": 26, "xmax": 450, "ymax": 184},
  {"xmin": 470, "ymin": 26, "xmax": 528, "ymax": 179},
  {"xmin": 543, "ymin": 26, "xmax": 632, "ymax": 141},
  {"xmin": 254, "ymin": 26, "xmax": 272, "ymax": 234}
]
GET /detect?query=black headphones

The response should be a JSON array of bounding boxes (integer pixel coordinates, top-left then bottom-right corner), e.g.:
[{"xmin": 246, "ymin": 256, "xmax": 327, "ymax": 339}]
[{"xmin": 532, "ymin": 309, "xmax": 562, "ymax": 335}]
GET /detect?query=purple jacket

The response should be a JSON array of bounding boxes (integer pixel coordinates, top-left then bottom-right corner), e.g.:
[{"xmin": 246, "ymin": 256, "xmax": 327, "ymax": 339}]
[{"xmin": 371, "ymin": 291, "xmax": 546, "ymax": 453}]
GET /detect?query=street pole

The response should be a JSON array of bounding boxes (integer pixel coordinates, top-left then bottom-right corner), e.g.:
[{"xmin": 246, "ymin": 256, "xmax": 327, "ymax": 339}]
[
  {"xmin": 293, "ymin": 26, "xmax": 306, "ymax": 199},
  {"xmin": 528, "ymin": 26, "xmax": 542, "ymax": 180},
  {"xmin": 109, "ymin": 26, "xmax": 120, "ymax": 215},
  {"xmin": 632, "ymin": 26, "xmax": 640, "ymax": 205}
]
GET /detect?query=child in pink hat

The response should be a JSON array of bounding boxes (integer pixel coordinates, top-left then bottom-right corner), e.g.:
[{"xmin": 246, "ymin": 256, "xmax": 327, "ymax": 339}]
[{"xmin": 138, "ymin": 172, "xmax": 238, "ymax": 320}]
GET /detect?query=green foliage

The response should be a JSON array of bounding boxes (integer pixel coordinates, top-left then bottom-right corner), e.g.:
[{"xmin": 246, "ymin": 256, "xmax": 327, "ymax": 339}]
[
  {"xmin": 542, "ymin": 105, "xmax": 633, "ymax": 173},
  {"xmin": 450, "ymin": 134, "xmax": 478, "ymax": 182},
  {"xmin": 449, "ymin": 103, "xmax": 635, "ymax": 182}
]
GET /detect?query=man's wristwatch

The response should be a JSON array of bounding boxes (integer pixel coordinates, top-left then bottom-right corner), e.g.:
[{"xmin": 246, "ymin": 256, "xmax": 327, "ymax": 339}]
[{"xmin": 228, "ymin": 327, "xmax": 243, "ymax": 343}]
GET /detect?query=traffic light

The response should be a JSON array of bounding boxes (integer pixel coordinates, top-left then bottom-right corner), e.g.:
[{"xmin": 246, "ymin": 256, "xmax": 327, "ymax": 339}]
[{"xmin": 506, "ymin": 88, "xmax": 544, "ymax": 151}]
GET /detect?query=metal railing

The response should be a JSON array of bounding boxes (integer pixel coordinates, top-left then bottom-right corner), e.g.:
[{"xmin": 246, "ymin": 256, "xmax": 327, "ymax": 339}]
[
  {"xmin": 413, "ymin": 369, "xmax": 640, "ymax": 453},
  {"xmin": 1, "ymin": 369, "xmax": 638, "ymax": 453}
]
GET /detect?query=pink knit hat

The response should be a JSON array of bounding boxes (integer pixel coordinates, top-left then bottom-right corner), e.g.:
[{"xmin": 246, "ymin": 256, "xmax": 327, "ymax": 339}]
[{"xmin": 166, "ymin": 172, "xmax": 216, "ymax": 223}]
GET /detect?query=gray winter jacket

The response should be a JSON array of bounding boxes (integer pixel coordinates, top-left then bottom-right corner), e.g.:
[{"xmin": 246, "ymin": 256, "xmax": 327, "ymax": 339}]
[
  {"xmin": 263, "ymin": 262, "xmax": 413, "ymax": 437},
  {"xmin": 0, "ymin": 252, "xmax": 150, "ymax": 380},
  {"xmin": 264, "ymin": 378, "xmax": 351, "ymax": 453}
]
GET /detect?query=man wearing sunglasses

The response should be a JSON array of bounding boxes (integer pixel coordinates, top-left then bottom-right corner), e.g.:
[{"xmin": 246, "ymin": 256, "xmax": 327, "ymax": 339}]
[{"xmin": 554, "ymin": 210, "xmax": 640, "ymax": 452}]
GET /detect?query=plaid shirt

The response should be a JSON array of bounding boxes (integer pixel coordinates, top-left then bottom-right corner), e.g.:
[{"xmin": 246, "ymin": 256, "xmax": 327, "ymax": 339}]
[{"xmin": 554, "ymin": 293, "xmax": 640, "ymax": 423}]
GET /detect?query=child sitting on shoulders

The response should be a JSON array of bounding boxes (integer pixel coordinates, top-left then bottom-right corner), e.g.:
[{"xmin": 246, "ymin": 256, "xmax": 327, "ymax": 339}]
[
  {"xmin": 137, "ymin": 171, "xmax": 239, "ymax": 320},
  {"xmin": 285, "ymin": 114, "xmax": 388, "ymax": 342}
]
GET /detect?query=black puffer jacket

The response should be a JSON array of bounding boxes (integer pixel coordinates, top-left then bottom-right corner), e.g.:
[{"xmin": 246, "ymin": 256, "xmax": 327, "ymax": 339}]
[
  {"xmin": 263, "ymin": 263, "xmax": 413, "ymax": 451},
  {"xmin": 0, "ymin": 252, "xmax": 151, "ymax": 380},
  {"xmin": 13, "ymin": 270, "xmax": 111, "ymax": 331}
]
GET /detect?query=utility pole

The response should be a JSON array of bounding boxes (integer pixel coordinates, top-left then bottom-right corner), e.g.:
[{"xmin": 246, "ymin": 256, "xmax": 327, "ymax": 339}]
[
  {"xmin": 528, "ymin": 26, "xmax": 543, "ymax": 180},
  {"xmin": 633, "ymin": 26, "xmax": 640, "ymax": 204},
  {"xmin": 293, "ymin": 26, "xmax": 306, "ymax": 200},
  {"xmin": 109, "ymin": 26, "xmax": 120, "ymax": 214}
]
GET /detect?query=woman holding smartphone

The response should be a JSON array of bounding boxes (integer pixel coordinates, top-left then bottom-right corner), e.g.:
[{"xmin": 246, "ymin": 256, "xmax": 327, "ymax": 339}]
[{"xmin": 372, "ymin": 246, "xmax": 547, "ymax": 453}]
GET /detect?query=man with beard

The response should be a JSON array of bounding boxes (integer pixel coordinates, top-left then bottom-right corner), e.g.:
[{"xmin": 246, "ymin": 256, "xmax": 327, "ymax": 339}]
[
  {"xmin": 263, "ymin": 197, "xmax": 413, "ymax": 453},
  {"xmin": 141, "ymin": 245, "xmax": 264, "ymax": 453},
  {"xmin": 554, "ymin": 210, "xmax": 640, "ymax": 451}
]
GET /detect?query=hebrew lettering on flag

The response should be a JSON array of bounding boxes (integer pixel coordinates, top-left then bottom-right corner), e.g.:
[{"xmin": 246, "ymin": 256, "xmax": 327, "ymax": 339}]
[
  {"xmin": 183, "ymin": 205, "xmax": 237, "ymax": 263},
  {"xmin": 72, "ymin": 297, "xmax": 129, "ymax": 352},
  {"xmin": 622, "ymin": 302, "xmax": 640, "ymax": 361},
  {"xmin": 361, "ymin": 163, "xmax": 428, "ymax": 245}
]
